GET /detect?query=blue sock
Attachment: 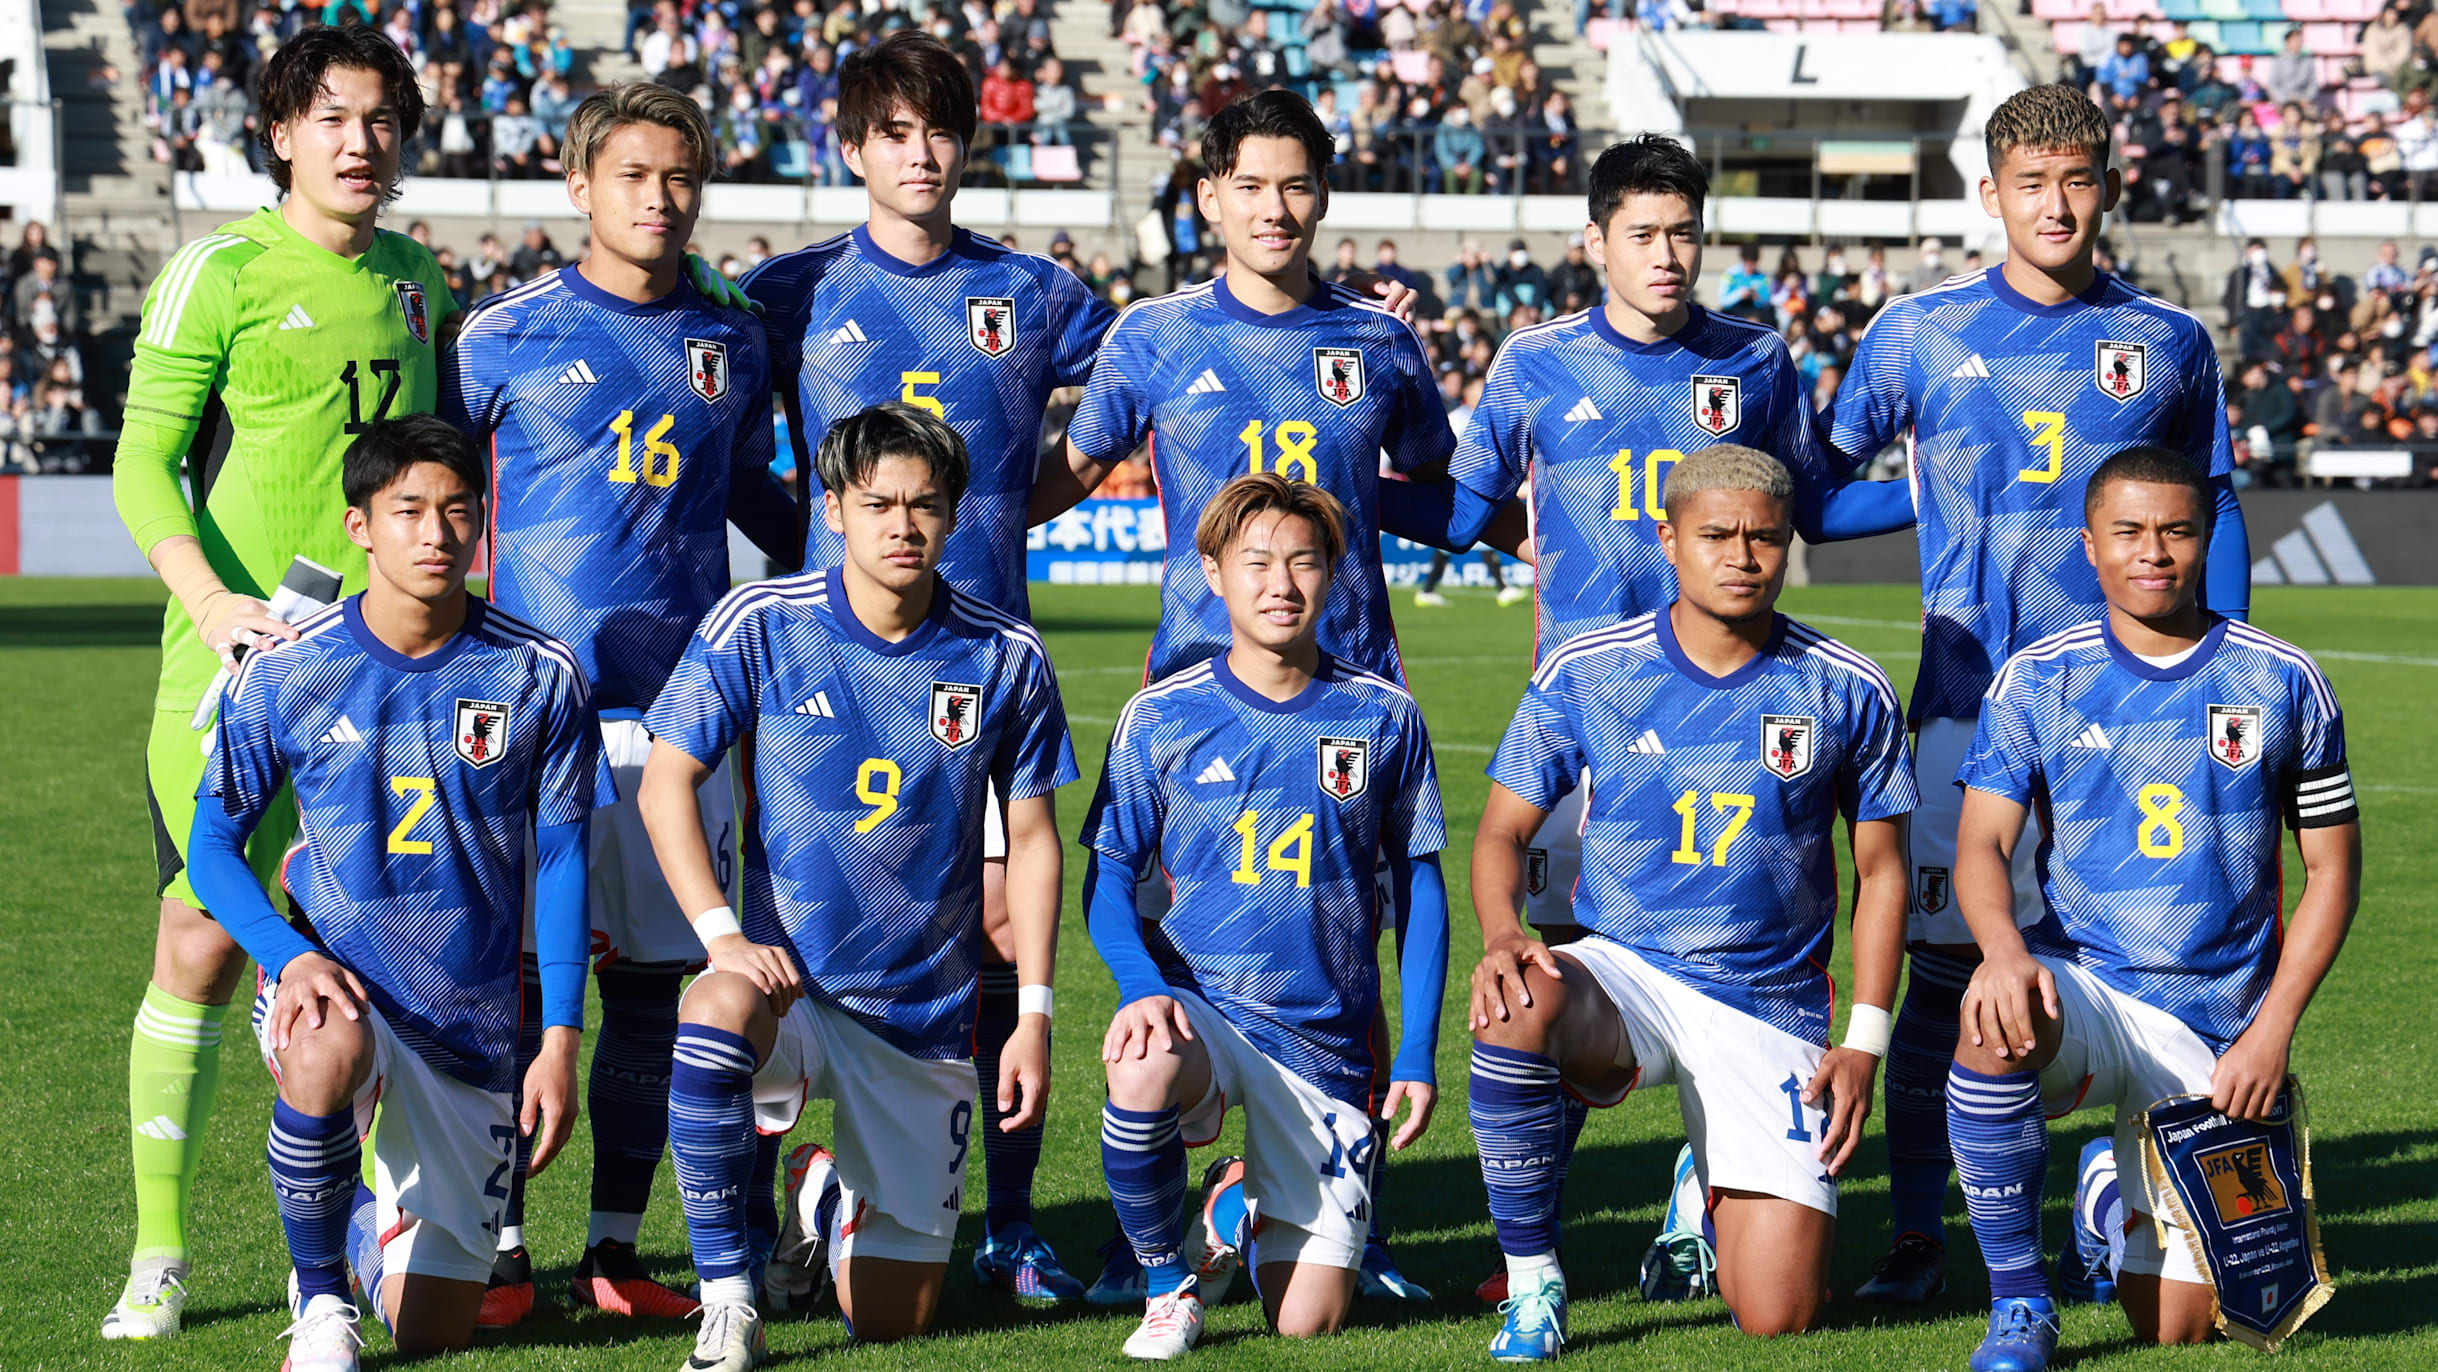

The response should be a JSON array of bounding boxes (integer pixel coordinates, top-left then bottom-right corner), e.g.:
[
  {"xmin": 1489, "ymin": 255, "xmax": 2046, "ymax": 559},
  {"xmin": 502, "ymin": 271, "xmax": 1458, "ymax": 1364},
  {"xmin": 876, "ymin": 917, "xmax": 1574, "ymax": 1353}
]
[
  {"xmin": 1554, "ymin": 1094, "xmax": 1591, "ymax": 1195},
  {"xmin": 1469, "ymin": 1043, "xmax": 1565, "ymax": 1259},
  {"xmin": 1948, "ymin": 1064, "xmax": 2050, "ymax": 1300},
  {"xmin": 500, "ymin": 961, "xmax": 544, "ymax": 1244},
  {"xmin": 2079, "ymin": 1144, "xmax": 2127, "ymax": 1278},
  {"xmin": 745, "ymin": 1130, "xmax": 781, "ymax": 1271},
  {"xmin": 669, "ymin": 1025, "xmax": 761, "ymax": 1283},
  {"xmin": 345, "ymin": 1181, "xmax": 393, "ymax": 1332},
  {"xmin": 1885, "ymin": 949, "xmax": 1969, "ymax": 1246},
  {"xmin": 1101, "ymin": 1103, "xmax": 1188, "ymax": 1296},
  {"xmin": 589, "ymin": 965, "xmax": 682, "ymax": 1230},
  {"xmin": 974, "ymin": 963, "xmax": 1041, "ymax": 1237},
  {"xmin": 269, "ymin": 1099, "xmax": 361, "ymax": 1306},
  {"xmin": 1364, "ymin": 1113, "xmax": 1391, "ymax": 1247},
  {"xmin": 1209, "ymin": 1172, "xmax": 1252, "ymax": 1252}
]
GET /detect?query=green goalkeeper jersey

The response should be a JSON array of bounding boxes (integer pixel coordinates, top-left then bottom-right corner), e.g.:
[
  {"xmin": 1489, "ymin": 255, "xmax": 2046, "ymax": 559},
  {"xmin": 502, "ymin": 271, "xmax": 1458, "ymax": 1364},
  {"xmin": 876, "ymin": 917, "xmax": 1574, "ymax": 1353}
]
[{"xmin": 114, "ymin": 207, "xmax": 460, "ymax": 711}]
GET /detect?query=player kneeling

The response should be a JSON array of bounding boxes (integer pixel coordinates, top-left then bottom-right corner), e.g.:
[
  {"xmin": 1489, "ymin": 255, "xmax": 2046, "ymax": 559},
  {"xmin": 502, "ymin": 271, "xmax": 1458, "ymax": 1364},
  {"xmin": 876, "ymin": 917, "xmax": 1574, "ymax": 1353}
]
[
  {"xmin": 1082, "ymin": 474, "xmax": 1451, "ymax": 1359},
  {"xmin": 1947, "ymin": 448, "xmax": 2360, "ymax": 1372},
  {"xmin": 1467, "ymin": 444, "xmax": 1915, "ymax": 1359},
  {"xmin": 188, "ymin": 416, "xmax": 605, "ymax": 1369},
  {"xmin": 638, "ymin": 403, "xmax": 1077, "ymax": 1371}
]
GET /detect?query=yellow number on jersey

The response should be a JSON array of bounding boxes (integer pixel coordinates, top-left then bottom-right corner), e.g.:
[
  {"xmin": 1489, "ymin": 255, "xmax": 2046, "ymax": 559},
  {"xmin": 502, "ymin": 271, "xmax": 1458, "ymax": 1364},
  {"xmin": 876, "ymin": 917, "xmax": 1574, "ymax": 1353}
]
[
  {"xmin": 2136, "ymin": 783, "xmax": 2185, "ymax": 858},
  {"xmin": 1231, "ymin": 809, "xmax": 1316, "ymax": 888},
  {"xmin": 1670, "ymin": 789, "xmax": 1757, "ymax": 866},
  {"xmin": 387, "ymin": 776, "xmax": 439, "ymax": 855},
  {"xmin": 2019, "ymin": 411, "xmax": 2066, "ymax": 484},
  {"xmin": 901, "ymin": 371, "xmax": 946, "ymax": 420},
  {"xmin": 608, "ymin": 410, "xmax": 681, "ymax": 487},
  {"xmin": 1240, "ymin": 420, "xmax": 1321, "ymax": 484},
  {"xmin": 1606, "ymin": 448, "xmax": 1685, "ymax": 521},
  {"xmin": 855, "ymin": 759, "xmax": 903, "ymax": 833}
]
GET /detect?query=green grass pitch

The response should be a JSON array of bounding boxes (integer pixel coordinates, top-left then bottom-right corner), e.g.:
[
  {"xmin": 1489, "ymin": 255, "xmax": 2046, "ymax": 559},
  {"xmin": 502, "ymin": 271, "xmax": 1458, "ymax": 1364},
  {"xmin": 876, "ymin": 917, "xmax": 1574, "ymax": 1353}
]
[{"xmin": 2, "ymin": 577, "xmax": 2434, "ymax": 1370}]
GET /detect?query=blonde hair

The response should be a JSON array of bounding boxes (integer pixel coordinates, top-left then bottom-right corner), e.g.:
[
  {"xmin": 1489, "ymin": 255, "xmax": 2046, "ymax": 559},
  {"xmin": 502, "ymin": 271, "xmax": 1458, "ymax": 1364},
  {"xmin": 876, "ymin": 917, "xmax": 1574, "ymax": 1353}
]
[
  {"xmin": 1195, "ymin": 472, "xmax": 1349, "ymax": 567},
  {"xmin": 1984, "ymin": 82, "xmax": 2112, "ymax": 175},
  {"xmin": 563, "ymin": 83, "xmax": 714, "ymax": 182},
  {"xmin": 1662, "ymin": 443, "xmax": 1793, "ymax": 518}
]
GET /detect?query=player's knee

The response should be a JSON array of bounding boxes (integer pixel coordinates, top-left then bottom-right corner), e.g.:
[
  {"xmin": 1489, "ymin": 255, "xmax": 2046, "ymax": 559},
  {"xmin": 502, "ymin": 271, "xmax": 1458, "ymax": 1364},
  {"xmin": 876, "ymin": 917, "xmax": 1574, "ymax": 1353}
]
[
  {"xmin": 153, "ymin": 902, "xmax": 247, "ymax": 1001},
  {"xmin": 1475, "ymin": 966, "xmax": 1568, "ymax": 1051},
  {"xmin": 1729, "ymin": 1290, "xmax": 1823, "ymax": 1338},
  {"xmin": 1272, "ymin": 1308, "xmax": 1345, "ymax": 1338},
  {"xmin": 1103, "ymin": 1046, "xmax": 1183, "ymax": 1111},
  {"xmin": 1949, "ymin": 1027, "xmax": 2015, "ymax": 1077},
  {"xmin": 678, "ymin": 970, "xmax": 766, "ymax": 1033},
  {"xmin": 275, "ymin": 1014, "xmax": 373, "ymax": 1103}
]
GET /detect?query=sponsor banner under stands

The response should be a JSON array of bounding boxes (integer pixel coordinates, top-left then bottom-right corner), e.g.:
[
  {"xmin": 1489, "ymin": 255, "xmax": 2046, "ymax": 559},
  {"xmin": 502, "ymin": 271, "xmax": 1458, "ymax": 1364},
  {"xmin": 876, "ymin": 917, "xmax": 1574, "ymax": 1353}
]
[{"xmin": 1022, "ymin": 497, "xmax": 1534, "ymax": 589}]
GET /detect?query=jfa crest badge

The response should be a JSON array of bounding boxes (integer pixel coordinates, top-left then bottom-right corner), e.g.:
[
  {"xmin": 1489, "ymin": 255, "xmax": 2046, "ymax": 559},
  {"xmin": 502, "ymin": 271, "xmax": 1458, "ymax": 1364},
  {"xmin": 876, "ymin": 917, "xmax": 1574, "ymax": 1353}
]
[
  {"xmin": 1318, "ymin": 736, "xmax": 1370, "ymax": 801},
  {"xmin": 2097, "ymin": 340, "xmax": 2148, "ymax": 402},
  {"xmin": 454, "ymin": 698, "xmax": 511, "ymax": 769},
  {"xmin": 394, "ymin": 280, "xmax": 430, "ymax": 345},
  {"xmin": 2209, "ymin": 704, "xmax": 2264, "ymax": 771},
  {"xmin": 686, "ymin": 338, "xmax": 730, "ymax": 402},
  {"xmin": 1314, "ymin": 347, "xmax": 1365, "ymax": 408},
  {"xmin": 967, "ymin": 297, "xmax": 1017, "ymax": 358},
  {"xmin": 931, "ymin": 681, "xmax": 984, "ymax": 749},
  {"xmin": 1917, "ymin": 866, "xmax": 1951, "ymax": 914},
  {"xmin": 1526, "ymin": 848, "xmax": 1550, "ymax": 897},
  {"xmin": 1763, "ymin": 713, "xmax": 1815, "ymax": 780},
  {"xmin": 1692, "ymin": 374, "xmax": 1741, "ymax": 436}
]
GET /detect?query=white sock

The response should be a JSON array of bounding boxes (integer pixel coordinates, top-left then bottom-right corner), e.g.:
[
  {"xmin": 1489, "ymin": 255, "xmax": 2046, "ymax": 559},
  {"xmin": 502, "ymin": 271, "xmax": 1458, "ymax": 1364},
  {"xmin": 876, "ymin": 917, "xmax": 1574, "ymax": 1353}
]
[
  {"xmin": 587, "ymin": 1211, "xmax": 645, "ymax": 1249},
  {"xmin": 1506, "ymin": 1251, "xmax": 1562, "ymax": 1292},
  {"xmin": 495, "ymin": 1224, "xmax": 525, "ymax": 1253},
  {"xmin": 699, "ymin": 1274, "xmax": 756, "ymax": 1307}
]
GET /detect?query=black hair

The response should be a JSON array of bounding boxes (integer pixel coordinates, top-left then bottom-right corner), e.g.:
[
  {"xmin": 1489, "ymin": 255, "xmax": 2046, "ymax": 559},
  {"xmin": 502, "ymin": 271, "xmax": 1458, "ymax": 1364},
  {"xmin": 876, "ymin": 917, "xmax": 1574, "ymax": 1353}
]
[
  {"xmin": 343, "ymin": 414, "xmax": 486, "ymax": 508},
  {"xmin": 255, "ymin": 24, "xmax": 426, "ymax": 202},
  {"xmin": 1201, "ymin": 88, "xmax": 1333, "ymax": 183},
  {"xmin": 837, "ymin": 31, "xmax": 977, "ymax": 150},
  {"xmin": 814, "ymin": 402, "xmax": 972, "ymax": 507},
  {"xmin": 1588, "ymin": 134, "xmax": 1709, "ymax": 234},
  {"xmin": 2083, "ymin": 445, "xmax": 2212, "ymax": 525}
]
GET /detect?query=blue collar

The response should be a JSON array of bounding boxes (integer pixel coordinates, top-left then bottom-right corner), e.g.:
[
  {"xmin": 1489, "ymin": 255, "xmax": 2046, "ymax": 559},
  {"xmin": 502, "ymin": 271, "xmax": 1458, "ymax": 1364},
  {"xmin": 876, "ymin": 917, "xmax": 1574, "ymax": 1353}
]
[
  {"xmin": 343, "ymin": 593, "xmax": 484, "ymax": 673},
  {"xmin": 1982, "ymin": 264, "xmax": 2115, "ymax": 318},
  {"xmin": 553, "ymin": 261, "xmax": 697, "ymax": 316},
  {"xmin": 2100, "ymin": 611, "xmax": 2226, "ymax": 681},
  {"xmin": 1212, "ymin": 651, "xmax": 1333, "ymax": 713},
  {"xmin": 1211, "ymin": 268, "xmax": 1334, "ymax": 327},
  {"xmin": 1656, "ymin": 604, "xmax": 1783, "ymax": 691},
  {"xmin": 819, "ymin": 566, "xmax": 950, "ymax": 655}
]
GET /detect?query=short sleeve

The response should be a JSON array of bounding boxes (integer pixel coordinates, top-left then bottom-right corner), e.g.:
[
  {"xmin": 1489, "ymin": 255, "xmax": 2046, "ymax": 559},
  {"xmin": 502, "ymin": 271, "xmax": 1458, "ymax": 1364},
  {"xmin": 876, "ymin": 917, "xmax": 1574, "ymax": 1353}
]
[
  {"xmin": 1448, "ymin": 345, "xmax": 1532, "ymax": 504},
  {"xmin": 202, "ymin": 652, "xmax": 289, "ymax": 829},
  {"xmin": 642, "ymin": 612, "xmax": 761, "ymax": 768},
  {"xmin": 1956, "ymin": 666, "xmax": 2043, "ymax": 804},
  {"xmin": 1381, "ymin": 324, "xmax": 1457, "ymax": 476},
  {"xmin": 1047, "ymin": 266, "xmax": 1118, "ymax": 389},
  {"xmin": 1487, "ymin": 679, "xmax": 1585, "ymax": 810},
  {"xmin": 436, "ymin": 312, "xmax": 505, "ymax": 438},
  {"xmin": 1078, "ymin": 693, "xmax": 1167, "ymax": 877},
  {"xmin": 1065, "ymin": 309, "xmax": 1158, "ymax": 463},
  {"xmin": 532, "ymin": 664, "xmax": 609, "ymax": 825},
  {"xmin": 1766, "ymin": 343, "xmax": 1837, "ymax": 485},
  {"xmin": 1837, "ymin": 673, "xmax": 1920, "ymax": 822},
  {"xmin": 993, "ymin": 648, "xmax": 1082, "ymax": 801},
  {"xmin": 2284, "ymin": 662, "xmax": 2354, "ymax": 828},
  {"xmin": 739, "ymin": 254, "xmax": 812, "ymax": 395},
  {"xmin": 1383, "ymin": 699, "xmax": 1448, "ymax": 858},
  {"xmin": 1824, "ymin": 300, "xmax": 1917, "ymax": 463}
]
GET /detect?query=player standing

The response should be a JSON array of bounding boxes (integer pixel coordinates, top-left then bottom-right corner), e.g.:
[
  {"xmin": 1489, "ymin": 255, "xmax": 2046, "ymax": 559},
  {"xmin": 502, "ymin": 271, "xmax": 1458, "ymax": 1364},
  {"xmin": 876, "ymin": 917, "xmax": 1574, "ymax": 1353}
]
[
  {"xmin": 639, "ymin": 404, "xmax": 1077, "ymax": 1371},
  {"xmin": 1466, "ymin": 445, "xmax": 1914, "ymax": 1358},
  {"xmin": 1943, "ymin": 449, "xmax": 2358, "ymax": 1370},
  {"xmin": 103, "ymin": 26, "xmax": 458, "ymax": 1340},
  {"xmin": 1083, "ymin": 475, "xmax": 1449, "ymax": 1359},
  {"xmin": 1820, "ymin": 83, "xmax": 2255, "ymax": 1305},
  {"xmin": 187, "ymin": 416, "xmax": 604, "ymax": 1371},
  {"xmin": 738, "ymin": 34, "xmax": 1113, "ymax": 1296},
  {"xmin": 438, "ymin": 83, "xmax": 799, "ymax": 1326}
]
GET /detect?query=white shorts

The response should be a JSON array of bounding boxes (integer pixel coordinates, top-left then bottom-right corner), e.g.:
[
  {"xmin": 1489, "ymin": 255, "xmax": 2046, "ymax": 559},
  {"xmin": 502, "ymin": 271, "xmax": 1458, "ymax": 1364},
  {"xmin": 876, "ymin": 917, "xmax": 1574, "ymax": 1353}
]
[
  {"xmin": 253, "ymin": 980, "xmax": 513, "ymax": 1285},
  {"xmin": 1523, "ymin": 774, "xmax": 1589, "ymax": 931},
  {"xmin": 583, "ymin": 716, "xmax": 738, "ymax": 967},
  {"xmin": 750, "ymin": 997, "xmax": 973, "ymax": 1267},
  {"xmin": 2035, "ymin": 957, "xmax": 2215, "ymax": 1285},
  {"xmin": 1910, "ymin": 717, "xmax": 2042, "ymax": 945},
  {"xmin": 1172, "ymin": 990, "xmax": 1371, "ymax": 1270},
  {"xmin": 1563, "ymin": 937, "xmax": 1838, "ymax": 1216}
]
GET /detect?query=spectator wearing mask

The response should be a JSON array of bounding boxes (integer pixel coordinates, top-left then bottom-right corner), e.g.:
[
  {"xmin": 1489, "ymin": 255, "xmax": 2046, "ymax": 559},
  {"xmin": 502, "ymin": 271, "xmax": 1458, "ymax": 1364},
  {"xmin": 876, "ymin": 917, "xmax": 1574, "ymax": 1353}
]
[
  {"xmin": 1904, "ymin": 236, "xmax": 1952, "ymax": 294},
  {"xmin": 2223, "ymin": 238, "xmax": 2283, "ymax": 347},
  {"xmin": 1435, "ymin": 106, "xmax": 1486, "ymax": 193},
  {"xmin": 1482, "ymin": 84, "xmax": 1530, "ymax": 193},
  {"xmin": 1549, "ymin": 232, "xmax": 1599, "ymax": 310},
  {"xmin": 1494, "ymin": 239, "xmax": 1548, "ymax": 316}
]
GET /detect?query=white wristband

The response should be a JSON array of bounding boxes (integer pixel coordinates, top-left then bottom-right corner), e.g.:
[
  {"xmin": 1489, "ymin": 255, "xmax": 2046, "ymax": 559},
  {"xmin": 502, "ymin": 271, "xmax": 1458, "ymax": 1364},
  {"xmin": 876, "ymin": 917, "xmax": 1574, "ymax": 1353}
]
[
  {"xmin": 692, "ymin": 905, "xmax": 743, "ymax": 943},
  {"xmin": 1017, "ymin": 984, "xmax": 1055, "ymax": 1019},
  {"xmin": 1842, "ymin": 1004, "xmax": 1894, "ymax": 1058}
]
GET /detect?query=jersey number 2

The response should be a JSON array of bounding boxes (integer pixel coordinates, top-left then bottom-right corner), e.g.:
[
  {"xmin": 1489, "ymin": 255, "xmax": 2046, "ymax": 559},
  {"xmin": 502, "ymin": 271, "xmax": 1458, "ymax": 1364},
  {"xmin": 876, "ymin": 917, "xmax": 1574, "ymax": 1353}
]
[{"xmin": 387, "ymin": 776, "xmax": 438, "ymax": 855}]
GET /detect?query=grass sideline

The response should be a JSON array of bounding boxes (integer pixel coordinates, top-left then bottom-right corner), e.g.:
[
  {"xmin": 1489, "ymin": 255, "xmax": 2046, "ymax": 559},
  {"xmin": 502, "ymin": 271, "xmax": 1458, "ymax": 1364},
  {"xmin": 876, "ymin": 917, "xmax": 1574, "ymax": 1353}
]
[{"xmin": 1, "ymin": 577, "xmax": 2433, "ymax": 1371}]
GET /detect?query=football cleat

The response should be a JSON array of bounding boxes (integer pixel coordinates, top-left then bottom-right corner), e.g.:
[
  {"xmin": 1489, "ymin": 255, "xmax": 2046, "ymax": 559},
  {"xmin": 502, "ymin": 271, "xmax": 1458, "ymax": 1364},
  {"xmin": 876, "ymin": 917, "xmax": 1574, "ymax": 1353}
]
[
  {"xmin": 765, "ymin": 1142, "xmax": 840, "ymax": 1313},
  {"xmin": 1496, "ymin": 586, "xmax": 1529, "ymax": 607},
  {"xmin": 278, "ymin": 1292, "xmax": 364, "ymax": 1372},
  {"xmin": 1638, "ymin": 1144, "xmax": 1716, "ymax": 1304},
  {"xmin": 684, "ymin": 1300, "xmax": 767, "ymax": 1372},
  {"xmin": 1184, "ymin": 1156, "xmax": 1247, "ymax": 1305},
  {"xmin": 1413, "ymin": 590, "xmax": 1450, "ymax": 608},
  {"xmin": 972, "ymin": 1224, "xmax": 1087, "ymax": 1304},
  {"xmin": 1357, "ymin": 1234, "xmax": 1433, "ymax": 1302},
  {"xmin": 1969, "ymin": 1296, "xmax": 2061, "ymax": 1372},
  {"xmin": 2059, "ymin": 1137, "xmax": 2119, "ymax": 1305},
  {"xmin": 571, "ymin": 1239, "xmax": 702, "ymax": 1319},
  {"xmin": 1086, "ymin": 1232, "xmax": 1149, "ymax": 1307},
  {"xmin": 1854, "ymin": 1231, "xmax": 1948, "ymax": 1304},
  {"xmin": 101, "ymin": 1257, "xmax": 190, "ymax": 1340},
  {"xmin": 1489, "ymin": 1271, "xmax": 1568, "ymax": 1362},
  {"xmin": 1122, "ymin": 1278, "xmax": 1206, "ymax": 1360},
  {"xmin": 477, "ymin": 1244, "xmax": 536, "ymax": 1327}
]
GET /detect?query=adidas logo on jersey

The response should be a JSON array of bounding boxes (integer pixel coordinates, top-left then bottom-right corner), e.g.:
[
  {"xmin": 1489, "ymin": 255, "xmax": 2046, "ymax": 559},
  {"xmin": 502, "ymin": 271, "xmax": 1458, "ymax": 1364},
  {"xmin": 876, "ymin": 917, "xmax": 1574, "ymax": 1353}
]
[
  {"xmin": 829, "ymin": 320, "xmax": 870, "ymax": 346},
  {"xmin": 1950, "ymin": 354, "xmax": 1992, "ymax": 379},
  {"xmin": 1186, "ymin": 369, "xmax": 1226, "ymax": 395},
  {"xmin": 319, "ymin": 716, "xmax": 365, "ymax": 744},
  {"xmin": 135, "ymin": 1115, "xmax": 189, "ymax": 1142},
  {"xmin": 1626, "ymin": 729, "xmax": 1666, "ymax": 755},
  {"xmin": 1564, "ymin": 397, "xmax": 1601, "ymax": 422},
  {"xmin": 277, "ymin": 305, "xmax": 315, "ymax": 330},
  {"xmin": 2070, "ymin": 723, "xmax": 2113, "ymax": 750},
  {"xmin": 558, "ymin": 359, "xmax": 599, "ymax": 385},
  {"xmin": 1194, "ymin": 757, "xmax": 1236, "ymax": 784},
  {"xmin": 793, "ymin": 692, "xmax": 837, "ymax": 718}
]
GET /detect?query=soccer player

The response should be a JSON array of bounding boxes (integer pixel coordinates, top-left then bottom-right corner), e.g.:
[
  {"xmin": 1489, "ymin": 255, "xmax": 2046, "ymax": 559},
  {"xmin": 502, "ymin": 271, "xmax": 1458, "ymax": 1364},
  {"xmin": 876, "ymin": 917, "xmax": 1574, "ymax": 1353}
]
[
  {"xmin": 639, "ymin": 403, "xmax": 1077, "ymax": 1371},
  {"xmin": 1943, "ymin": 448, "xmax": 2358, "ymax": 1371},
  {"xmin": 1821, "ymin": 83, "xmax": 2255, "ymax": 1305},
  {"xmin": 186, "ymin": 415, "xmax": 604, "ymax": 1370},
  {"xmin": 1083, "ymin": 474, "xmax": 1449, "ymax": 1359},
  {"xmin": 1466, "ymin": 444, "xmax": 1914, "ymax": 1358},
  {"xmin": 438, "ymin": 82, "xmax": 800, "ymax": 1326},
  {"xmin": 738, "ymin": 34, "xmax": 1113, "ymax": 1295},
  {"xmin": 103, "ymin": 25, "xmax": 458, "ymax": 1340}
]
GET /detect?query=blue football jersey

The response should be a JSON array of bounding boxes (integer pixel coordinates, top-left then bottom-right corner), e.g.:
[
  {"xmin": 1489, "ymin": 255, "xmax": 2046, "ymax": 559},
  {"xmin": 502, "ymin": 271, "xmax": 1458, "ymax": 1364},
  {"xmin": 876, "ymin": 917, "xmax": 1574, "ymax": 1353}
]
[
  {"xmin": 1489, "ymin": 610, "xmax": 1917, "ymax": 1040},
  {"xmin": 203, "ymin": 597, "xmax": 604, "ymax": 1091},
  {"xmin": 643, "ymin": 569, "xmax": 1079, "ymax": 1059},
  {"xmin": 1452, "ymin": 305, "xmax": 1838, "ymax": 662},
  {"xmin": 1081, "ymin": 654, "xmax": 1445, "ymax": 1105},
  {"xmin": 1825, "ymin": 268, "xmax": 2233, "ymax": 724},
  {"xmin": 1959, "ymin": 616, "xmax": 2354, "ymax": 1051},
  {"xmin": 1065, "ymin": 275, "xmax": 1457, "ymax": 683},
  {"xmin": 440, "ymin": 267, "xmax": 778, "ymax": 714},
  {"xmin": 741, "ymin": 227, "xmax": 1114, "ymax": 616}
]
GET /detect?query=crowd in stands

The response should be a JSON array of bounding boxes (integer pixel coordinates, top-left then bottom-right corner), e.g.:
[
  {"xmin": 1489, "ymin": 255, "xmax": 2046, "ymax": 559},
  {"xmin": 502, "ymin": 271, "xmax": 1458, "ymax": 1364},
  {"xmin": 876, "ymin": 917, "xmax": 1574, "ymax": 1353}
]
[
  {"xmin": 0, "ymin": 224, "xmax": 105, "ymax": 475},
  {"xmin": 2222, "ymin": 234, "xmax": 2438, "ymax": 482}
]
